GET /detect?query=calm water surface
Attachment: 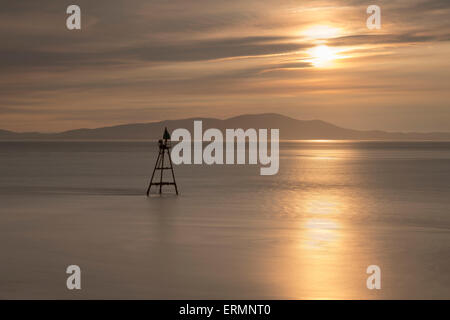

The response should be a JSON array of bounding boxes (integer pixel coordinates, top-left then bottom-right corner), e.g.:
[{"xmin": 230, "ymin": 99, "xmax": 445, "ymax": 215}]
[{"xmin": 0, "ymin": 141, "xmax": 449, "ymax": 299}]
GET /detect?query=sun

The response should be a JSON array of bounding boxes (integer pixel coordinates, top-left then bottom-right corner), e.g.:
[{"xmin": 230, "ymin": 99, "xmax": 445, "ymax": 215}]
[{"xmin": 308, "ymin": 45, "xmax": 338, "ymax": 67}]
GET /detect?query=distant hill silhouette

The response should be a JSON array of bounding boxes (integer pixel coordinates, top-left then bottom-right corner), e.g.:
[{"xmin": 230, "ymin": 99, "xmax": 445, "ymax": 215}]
[{"xmin": 1, "ymin": 113, "xmax": 449, "ymax": 140}]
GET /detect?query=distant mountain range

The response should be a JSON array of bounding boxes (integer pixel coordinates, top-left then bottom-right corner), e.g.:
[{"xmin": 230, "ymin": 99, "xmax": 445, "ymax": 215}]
[{"xmin": 1, "ymin": 113, "xmax": 449, "ymax": 141}]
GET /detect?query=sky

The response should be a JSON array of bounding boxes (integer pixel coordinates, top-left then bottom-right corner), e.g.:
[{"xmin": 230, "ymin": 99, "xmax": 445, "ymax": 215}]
[{"xmin": 0, "ymin": 0, "xmax": 449, "ymax": 132}]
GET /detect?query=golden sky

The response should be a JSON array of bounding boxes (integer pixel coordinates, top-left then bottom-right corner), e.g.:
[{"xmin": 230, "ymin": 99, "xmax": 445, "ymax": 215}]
[{"xmin": 1, "ymin": 0, "xmax": 449, "ymax": 132}]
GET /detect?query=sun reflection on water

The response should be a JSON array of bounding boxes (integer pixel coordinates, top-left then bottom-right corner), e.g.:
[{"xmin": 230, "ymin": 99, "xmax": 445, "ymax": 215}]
[
  {"xmin": 295, "ymin": 194, "xmax": 347, "ymax": 299},
  {"xmin": 300, "ymin": 193, "xmax": 345, "ymax": 251},
  {"xmin": 264, "ymin": 142, "xmax": 369, "ymax": 299},
  {"xmin": 302, "ymin": 218, "xmax": 340, "ymax": 249}
]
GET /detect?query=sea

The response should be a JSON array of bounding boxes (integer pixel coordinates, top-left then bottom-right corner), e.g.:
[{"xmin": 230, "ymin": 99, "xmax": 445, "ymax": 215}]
[{"xmin": 0, "ymin": 141, "xmax": 449, "ymax": 299}]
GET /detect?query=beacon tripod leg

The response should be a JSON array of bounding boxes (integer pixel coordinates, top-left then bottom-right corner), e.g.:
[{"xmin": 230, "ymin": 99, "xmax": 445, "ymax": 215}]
[
  {"xmin": 159, "ymin": 150, "xmax": 165, "ymax": 194},
  {"xmin": 167, "ymin": 150, "xmax": 179, "ymax": 195},
  {"xmin": 146, "ymin": 151, "xmax": 161, "ymax": 196}
]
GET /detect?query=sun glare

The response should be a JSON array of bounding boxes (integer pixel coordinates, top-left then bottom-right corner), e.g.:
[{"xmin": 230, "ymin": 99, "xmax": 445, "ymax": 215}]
[{"xmin": 309, "ymin": 45, "xmax": 338, "ymax": 67}]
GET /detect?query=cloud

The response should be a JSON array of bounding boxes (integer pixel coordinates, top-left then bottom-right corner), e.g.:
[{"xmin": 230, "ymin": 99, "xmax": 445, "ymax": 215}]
[
  {"xmin": 131, "ymin": 37, "xmax": 307, "ymax": 62},
  {"xmin": 0, "ymin": 36, "xmax": 312, "ymax": 74},
  {"xmin": 328, "ymin": 33, "xmax": 447, "ymax": 47}
]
